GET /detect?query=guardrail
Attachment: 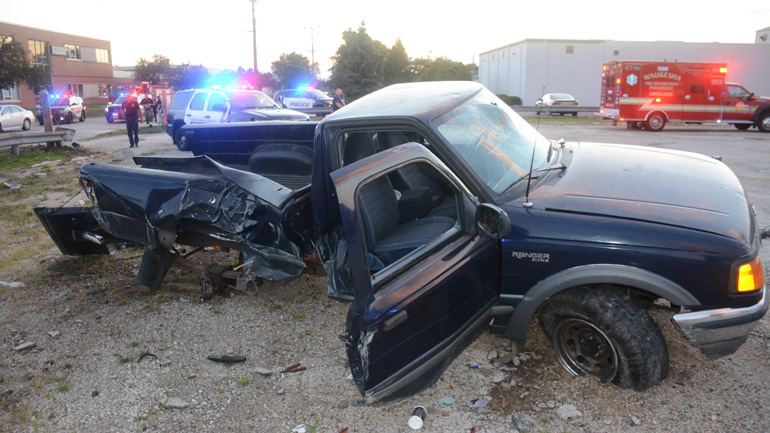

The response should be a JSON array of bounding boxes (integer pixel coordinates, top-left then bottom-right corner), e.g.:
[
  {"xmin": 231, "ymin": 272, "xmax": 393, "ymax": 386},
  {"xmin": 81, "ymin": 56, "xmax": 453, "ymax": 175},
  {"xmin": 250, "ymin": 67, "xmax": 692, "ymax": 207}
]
[
  {"xmin": 0, "ymin": 128, "xmax": 76, "ymax": 156},
  {"xmin": 512, "ymin": 106, "xmax": 599, "ymax": 115}
]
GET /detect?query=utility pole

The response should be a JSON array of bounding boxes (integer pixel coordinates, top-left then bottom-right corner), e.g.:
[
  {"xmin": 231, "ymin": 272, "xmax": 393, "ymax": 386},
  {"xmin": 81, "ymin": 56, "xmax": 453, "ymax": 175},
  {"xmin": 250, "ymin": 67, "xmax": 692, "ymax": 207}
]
[
  {"xmin": 305, "ymin": 25, "xmax": 319, "ymax": 80},
  {"xmin": 250, "ymin": 0, "xmax": 258, "ymax": 88}
]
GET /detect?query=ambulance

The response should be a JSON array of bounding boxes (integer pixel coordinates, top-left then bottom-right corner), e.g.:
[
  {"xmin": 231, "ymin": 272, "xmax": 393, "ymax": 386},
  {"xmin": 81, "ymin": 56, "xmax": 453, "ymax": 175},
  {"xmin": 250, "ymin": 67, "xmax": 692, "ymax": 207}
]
[{"xmin": 599, "ymin": 61, "xmax": 770, "ymax": 132}]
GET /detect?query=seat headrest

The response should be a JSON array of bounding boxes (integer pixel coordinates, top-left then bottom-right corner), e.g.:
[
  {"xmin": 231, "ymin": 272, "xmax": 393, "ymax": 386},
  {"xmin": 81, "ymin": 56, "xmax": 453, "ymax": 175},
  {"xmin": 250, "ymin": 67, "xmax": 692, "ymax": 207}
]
[
  {"xmin": 343, "ymin": 133, "xmax": 375, "ymax": 166},
  {"xmin": 377, "ymin": 131, "xmax": 409, "ymax": 150}
]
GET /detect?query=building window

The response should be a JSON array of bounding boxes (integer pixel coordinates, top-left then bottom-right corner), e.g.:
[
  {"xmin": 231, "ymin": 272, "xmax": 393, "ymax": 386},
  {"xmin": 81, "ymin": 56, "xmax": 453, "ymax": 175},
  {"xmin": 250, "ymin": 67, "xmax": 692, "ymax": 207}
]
[
  {"xmin": 566, "ymin": 45, "xmax": 574, "ymax": 54},
  {"xmin": 1, "ymin": 85, "xmax": 21, "ymax": 101},
  {"xmin": 0, "ymin": 35, "xmax": 13, "ymax": 44},
  {"xmin": 96, "ymin": 48, "xmax": 110, "ymax": 63},
  {"xmin": 65, "ymin": 44, "xmax": 81, "ymax": 60},
  {"xmin": 98, "ymin": 84, "xmax": 109, "ymax": 98},
  {"xmin": 28, "ymin": 40, "xmax": 51, "ymax": 65},
  {"xmin": 68, "ymin": 84, "xmax": 84, "ymax": 96}
]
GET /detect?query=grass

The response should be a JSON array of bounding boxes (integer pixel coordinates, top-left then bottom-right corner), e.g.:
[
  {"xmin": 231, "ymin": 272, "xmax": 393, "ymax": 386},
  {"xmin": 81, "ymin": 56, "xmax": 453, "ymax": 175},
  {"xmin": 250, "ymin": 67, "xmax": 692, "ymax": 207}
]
[{"xmin": 0, "ymin": 148, "xmax": 76, "ymax": 171}]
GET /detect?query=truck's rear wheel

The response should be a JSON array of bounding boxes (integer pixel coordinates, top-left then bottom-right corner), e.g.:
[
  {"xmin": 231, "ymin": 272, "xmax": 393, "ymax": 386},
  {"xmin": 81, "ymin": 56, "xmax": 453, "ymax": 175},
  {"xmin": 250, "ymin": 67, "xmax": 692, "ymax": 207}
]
[
  {"xmin": 538, "ymin": 286, "xmax": 669, "ymax": 390},
  {"xmin": 645, "ymin": 113, "xmax": 666, "ymax": 131},
  {"xmin": 733, "ymin": 123, "xmax": 751, "ymax": 131},
  {"xmin": 758, "ymin": 112, "xmax": 770, "ymax": 133}
]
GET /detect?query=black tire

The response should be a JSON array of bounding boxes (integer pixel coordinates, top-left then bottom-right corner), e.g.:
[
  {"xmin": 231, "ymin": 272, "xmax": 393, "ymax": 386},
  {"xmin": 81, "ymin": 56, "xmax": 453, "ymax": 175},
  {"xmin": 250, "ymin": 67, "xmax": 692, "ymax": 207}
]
[
  {"xmin": 571, "ymin": 112, "xmax": 577, "ymax": 117},
  {"xmin": 79, "ymin": 110, "xmax": 86, "ymax": 122},
  {"xmin": 758, "ymin": 112, "xmax": 770, "ymax": 133},
  {"xmin": 106, "ymin": 116, "xmax": 114, "ymax": 124},
  {"xmin": 644, "ymin": 113, "xmax": 666, "ymax": 131},
  {"xmin": 733, "ymin": 123, "xmax": 751, "ymax": 131},
  {"xmin": 0, "ymin": 122, "xmax": 3, "ymax": 133},
  {"xmin": 538, "ymin": 286, "xmax": 669, "ymax": 390},
  {"xmin": 22, "ymin": 118, "xmax": 31, "ymax": 130},
  {"xmin": 67, "ymin": 112, "xmax": 74, "ymax": 124},
  {"xmin": 175, "ymin": 128, "xmax": 190, "ymax": 151}
]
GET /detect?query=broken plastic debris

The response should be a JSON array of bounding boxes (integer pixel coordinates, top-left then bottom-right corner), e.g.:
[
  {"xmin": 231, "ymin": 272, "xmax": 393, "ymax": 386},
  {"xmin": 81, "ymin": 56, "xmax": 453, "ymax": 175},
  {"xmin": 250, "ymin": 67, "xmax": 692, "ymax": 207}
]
[
  {"xmin": 468, "ymin": 364, "xmax": 480, "ymax": 369},
  {"xmin": 0, "ymin": 281, "xmax": 24, "ymax": 288},
  {"xmin": 291, "ymin": 424, "xmax": 306, "ymax": 433},
  {"xmin": 207, "ymin": 355, "xmax": 247, "ymax": 363},
  {"xmin": 3, "ymin": 182, "xmax": 22, "ymax": 189},
  {"xmin": 438, "ymin": 397, "xmax": 455, "ymax": 406},
  {"xmin": 469, "ymin": 398, "xmax": 491, "ymax": 408},
  {"xmin": 408, "ymin": 406, "xmax": 427, "ymax": 430}
]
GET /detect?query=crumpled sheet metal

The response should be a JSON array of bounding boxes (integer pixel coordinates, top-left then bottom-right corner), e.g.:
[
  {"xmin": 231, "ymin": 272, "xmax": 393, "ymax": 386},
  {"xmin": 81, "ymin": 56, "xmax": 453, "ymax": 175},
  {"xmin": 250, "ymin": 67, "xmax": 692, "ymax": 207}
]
[{"xmin": 88, "ymin": 165, "xmax": 305, "ymax": 283}]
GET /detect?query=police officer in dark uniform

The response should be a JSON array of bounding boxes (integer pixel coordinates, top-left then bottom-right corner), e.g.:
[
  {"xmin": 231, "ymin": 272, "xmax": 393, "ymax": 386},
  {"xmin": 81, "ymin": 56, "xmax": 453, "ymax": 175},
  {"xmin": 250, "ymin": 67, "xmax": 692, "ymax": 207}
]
[
  {"xmin": 333, "ymin": 88, "xmax": 346, "ymax": 111},
  {"xmin": 122, "ymin": 94, "xmax": 142, "ymax": 148}
]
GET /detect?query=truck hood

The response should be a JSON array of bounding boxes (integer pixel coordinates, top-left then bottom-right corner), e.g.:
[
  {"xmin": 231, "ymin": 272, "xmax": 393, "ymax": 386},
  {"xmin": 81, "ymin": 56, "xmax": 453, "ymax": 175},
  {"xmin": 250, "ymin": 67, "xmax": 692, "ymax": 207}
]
[
  {"xmin": 237, "ymin": 108, "xmax": 308, "ymax": 121},
  {"xmin": 531, "ymin": 142, "xmax": 752, "ymax": 241}
]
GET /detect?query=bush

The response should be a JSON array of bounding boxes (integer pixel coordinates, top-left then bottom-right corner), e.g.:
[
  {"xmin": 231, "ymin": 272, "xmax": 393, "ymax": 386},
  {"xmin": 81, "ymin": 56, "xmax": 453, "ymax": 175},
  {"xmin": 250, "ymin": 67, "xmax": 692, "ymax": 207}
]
[{"xmin": 496, "ymin": 94, "xmax": 522, "ymax": 106}]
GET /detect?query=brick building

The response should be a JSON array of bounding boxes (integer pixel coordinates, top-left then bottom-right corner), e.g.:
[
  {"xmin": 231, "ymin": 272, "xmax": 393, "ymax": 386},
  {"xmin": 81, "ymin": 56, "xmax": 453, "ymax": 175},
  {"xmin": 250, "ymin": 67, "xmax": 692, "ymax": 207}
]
[{"xmin": 0, "ymin": 21, "xmax": 119, "ymax": 109}]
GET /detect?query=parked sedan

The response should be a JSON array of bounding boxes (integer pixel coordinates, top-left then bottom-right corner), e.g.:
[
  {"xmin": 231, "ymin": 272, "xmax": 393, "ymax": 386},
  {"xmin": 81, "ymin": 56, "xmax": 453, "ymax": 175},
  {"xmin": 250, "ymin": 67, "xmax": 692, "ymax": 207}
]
[
  {"xmin": 536, "ymin": 93, "xmax": 579, "ymax": 116},
  {"xmin": 0, "ymin": 105, "xmax": 35, "ymax": 132}
]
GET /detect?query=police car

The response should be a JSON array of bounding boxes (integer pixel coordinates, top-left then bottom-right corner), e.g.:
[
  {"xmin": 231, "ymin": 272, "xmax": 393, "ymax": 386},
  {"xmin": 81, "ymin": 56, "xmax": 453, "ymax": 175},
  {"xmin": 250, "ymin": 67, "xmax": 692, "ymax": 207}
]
[
  {"xmin": 165, "ymin": 88, "xmax": 309, "ymax": 151},
  {"xmin": 273, "ymin": 88, "xmax": 333, "ymax": 117}
]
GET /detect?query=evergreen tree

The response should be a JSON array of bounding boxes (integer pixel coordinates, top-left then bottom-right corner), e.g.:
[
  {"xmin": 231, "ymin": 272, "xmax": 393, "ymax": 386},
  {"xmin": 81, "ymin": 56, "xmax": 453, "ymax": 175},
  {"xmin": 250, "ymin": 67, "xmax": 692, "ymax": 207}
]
[
  {"xmin": 383, "ymin": 38, "xmax": 413, "ymax": 85},
  {"xmin": 329, "ymin": 22, "xmax": 389, "ymax": 101}
]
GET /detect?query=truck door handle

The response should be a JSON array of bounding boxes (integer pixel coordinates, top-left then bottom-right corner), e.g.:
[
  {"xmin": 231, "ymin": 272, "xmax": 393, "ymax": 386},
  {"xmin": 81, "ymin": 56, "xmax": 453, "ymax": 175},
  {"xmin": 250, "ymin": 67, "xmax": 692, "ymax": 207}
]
[
  {"xmin": 204, "ymin": 115, "xmax": 211, "ymax": 119},
  {"xmin": 185, "ymin": 113, "xmax": 191, "ymax": 116},
  {"xmin": 383, "ymin": 310, "xmax": 408, "ymax": 332}
]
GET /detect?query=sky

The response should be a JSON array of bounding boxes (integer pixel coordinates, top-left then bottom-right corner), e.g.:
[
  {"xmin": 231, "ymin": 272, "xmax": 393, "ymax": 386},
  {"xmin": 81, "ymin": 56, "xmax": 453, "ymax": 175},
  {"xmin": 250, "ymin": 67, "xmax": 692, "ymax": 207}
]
[{"xmin": 4, "ymin": 1, "xmax": 770, "ymax": 80}]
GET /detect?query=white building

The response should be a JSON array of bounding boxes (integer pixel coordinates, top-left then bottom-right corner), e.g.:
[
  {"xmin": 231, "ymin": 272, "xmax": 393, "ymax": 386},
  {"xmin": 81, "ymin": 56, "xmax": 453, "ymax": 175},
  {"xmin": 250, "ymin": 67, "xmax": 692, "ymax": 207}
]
[{"xmin": 479, "ymin": 29, "xmax": 770, "ymax": 106}]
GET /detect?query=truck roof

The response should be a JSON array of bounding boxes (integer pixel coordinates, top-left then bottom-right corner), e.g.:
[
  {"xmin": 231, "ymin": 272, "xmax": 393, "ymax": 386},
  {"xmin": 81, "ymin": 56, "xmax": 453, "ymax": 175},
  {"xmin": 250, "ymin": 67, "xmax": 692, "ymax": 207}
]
[{"xmin": 324, "ymin": 81, "xmax": 484, "ymax": 124}]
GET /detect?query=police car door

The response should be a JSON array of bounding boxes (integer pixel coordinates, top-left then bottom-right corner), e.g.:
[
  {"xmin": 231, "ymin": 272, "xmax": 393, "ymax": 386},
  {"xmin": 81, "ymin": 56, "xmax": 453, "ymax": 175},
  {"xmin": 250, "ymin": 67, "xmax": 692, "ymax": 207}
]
[
  {"xmin": 185, "ymin": 91, "xmax": 210, "ymax": 125},
  {"xmin": 202, "ymin": 91, "xmax": 228, "ymax": 124},
  {"xmin": 283, "ymin": 90, "xmax": 313, "ymax": 111}
]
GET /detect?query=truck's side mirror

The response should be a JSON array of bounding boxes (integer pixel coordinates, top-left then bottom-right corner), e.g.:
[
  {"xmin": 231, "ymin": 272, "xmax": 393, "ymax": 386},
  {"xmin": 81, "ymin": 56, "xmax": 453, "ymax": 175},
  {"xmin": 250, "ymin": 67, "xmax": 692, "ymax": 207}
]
[{"xmin": 476, "ymin": 203, "xmax": 510, "ymax": 240}]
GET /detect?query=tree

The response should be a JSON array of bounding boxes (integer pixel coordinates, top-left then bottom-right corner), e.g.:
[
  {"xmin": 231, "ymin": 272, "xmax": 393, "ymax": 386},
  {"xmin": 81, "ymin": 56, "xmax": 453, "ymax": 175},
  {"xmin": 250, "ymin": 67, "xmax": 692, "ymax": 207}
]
[
  {"xmin": 413, "ymin": 57, "xmax": 473, "ymax": 82},
  {"xmin": 169, "ymin": 64, "xmax": 211, "ymax": 90},
  {"xmin": 0, "ymin": 39, "xmax": 45, "ymax": 90},
  {"xmin": 135, "ymin": 54, "xmax": 172, "ymax": 85},
  {"xmin": 383, "ymin": 38, "xmax": 412, "ymax": 86},
  {"xmin": 271, "ymin": 53, "xmax": 314, "ymax": 89},
  {"xmin": 329, "ymin": 22, "xmax": 389, "ymax": 101}
]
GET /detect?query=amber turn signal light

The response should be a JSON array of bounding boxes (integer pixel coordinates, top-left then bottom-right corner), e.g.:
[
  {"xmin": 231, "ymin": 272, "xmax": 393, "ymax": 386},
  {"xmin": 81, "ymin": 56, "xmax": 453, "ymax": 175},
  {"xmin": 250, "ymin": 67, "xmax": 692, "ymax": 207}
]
[{"xmin": 736, "ymin": 257, "xmax": 764, "ymax": 293}]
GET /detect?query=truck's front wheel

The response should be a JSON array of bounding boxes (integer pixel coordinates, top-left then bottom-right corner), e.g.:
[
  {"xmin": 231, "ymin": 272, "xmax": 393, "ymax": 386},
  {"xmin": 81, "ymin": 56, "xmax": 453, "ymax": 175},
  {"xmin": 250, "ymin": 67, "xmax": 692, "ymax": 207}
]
[
  {"xmin": 175, "ymin": 128, "xmax": 191, "ymax": 151},
  {"xmin": 538, "ymin": 286, "xmax": 669, "ymax": 390},
  {"xmin": 758, "ymin": 112, "xmax": 770, "ymax": 133},
  {"xmin": 645, "ymin": 113, "xmax": 666, "ymax": 131}
]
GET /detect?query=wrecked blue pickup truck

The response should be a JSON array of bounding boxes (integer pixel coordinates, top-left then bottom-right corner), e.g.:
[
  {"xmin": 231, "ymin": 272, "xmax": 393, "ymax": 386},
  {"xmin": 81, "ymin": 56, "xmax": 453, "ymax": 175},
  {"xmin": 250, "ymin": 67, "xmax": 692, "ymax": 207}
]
[{"xmin": 36, "ymin": 81, "xmax": 766, "ymax": 404}]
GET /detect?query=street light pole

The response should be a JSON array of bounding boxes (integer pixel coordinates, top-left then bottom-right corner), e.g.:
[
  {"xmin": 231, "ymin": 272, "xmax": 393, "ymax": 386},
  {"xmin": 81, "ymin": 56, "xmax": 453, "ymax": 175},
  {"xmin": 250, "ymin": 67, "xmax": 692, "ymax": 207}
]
[{"xmin": 250, "ymin": 0, "xmax": 258, "ymax": 88}]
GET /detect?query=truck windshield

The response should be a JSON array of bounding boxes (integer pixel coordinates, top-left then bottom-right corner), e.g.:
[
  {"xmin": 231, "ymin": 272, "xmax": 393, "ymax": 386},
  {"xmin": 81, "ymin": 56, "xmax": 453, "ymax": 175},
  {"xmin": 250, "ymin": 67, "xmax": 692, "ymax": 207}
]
[{"xmin": 433, "ymin": 89, "xmax": 551, "ymax": 196}]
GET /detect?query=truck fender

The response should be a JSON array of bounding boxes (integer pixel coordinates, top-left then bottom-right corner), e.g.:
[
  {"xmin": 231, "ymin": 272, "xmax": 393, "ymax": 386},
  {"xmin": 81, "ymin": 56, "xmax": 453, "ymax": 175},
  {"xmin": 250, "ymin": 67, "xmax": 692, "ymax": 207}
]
[
  {"xmin": 752, "ymin": 103, "xmax": 770, "ymax": 123},
  {"xmin": 644, "ymin": 110, "xmax": 669, "ymax": 122},
  {"xmin": 501, "ymin": 264, "xmax": 700, "ymax": 341}
]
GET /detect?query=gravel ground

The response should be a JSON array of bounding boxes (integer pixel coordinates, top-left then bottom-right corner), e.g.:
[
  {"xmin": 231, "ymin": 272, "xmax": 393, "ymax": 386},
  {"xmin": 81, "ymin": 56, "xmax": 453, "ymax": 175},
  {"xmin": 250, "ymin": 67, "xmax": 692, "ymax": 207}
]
[{"xmin": 1, "ymin": 122, "xmax": 769, "ymax": 433}]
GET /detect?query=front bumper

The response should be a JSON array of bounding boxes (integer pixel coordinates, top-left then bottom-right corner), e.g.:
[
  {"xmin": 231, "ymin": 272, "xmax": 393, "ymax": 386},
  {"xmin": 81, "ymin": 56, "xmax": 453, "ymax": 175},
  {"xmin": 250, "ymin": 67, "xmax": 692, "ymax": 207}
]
[{"xmin": 673, "ymin": 287, "xmax": 767, "ymax": 359}]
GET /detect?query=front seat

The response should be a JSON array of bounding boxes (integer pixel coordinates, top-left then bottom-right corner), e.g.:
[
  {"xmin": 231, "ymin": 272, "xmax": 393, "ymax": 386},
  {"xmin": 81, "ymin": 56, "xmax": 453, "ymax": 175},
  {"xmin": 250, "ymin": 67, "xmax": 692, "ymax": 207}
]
[
  {"xmin": 377, "ymin": 131, "xmax": 457, "ymax": 218},
  {"xmin": 343, "ymin": 133, "xmax": 456, "ymax": 267}
]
